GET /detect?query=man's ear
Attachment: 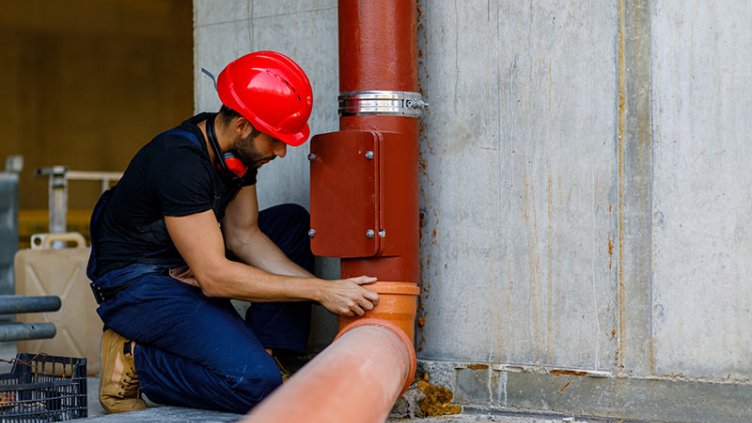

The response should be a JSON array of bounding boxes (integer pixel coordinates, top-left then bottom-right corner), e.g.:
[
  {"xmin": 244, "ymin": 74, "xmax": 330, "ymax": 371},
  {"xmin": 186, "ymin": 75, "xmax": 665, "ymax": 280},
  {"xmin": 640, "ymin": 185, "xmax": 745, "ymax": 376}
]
[{"xmin": 232, "ymin": 117, "xmax": 252, "ymax": 137}]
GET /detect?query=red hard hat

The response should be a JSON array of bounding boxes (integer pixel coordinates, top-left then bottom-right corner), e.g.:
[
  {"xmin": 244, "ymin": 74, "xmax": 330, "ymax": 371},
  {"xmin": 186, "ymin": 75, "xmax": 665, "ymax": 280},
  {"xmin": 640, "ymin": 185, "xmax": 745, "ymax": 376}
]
[{"xmin": 217, "ymin": 51, "xmax": 313, "ymax": 146}]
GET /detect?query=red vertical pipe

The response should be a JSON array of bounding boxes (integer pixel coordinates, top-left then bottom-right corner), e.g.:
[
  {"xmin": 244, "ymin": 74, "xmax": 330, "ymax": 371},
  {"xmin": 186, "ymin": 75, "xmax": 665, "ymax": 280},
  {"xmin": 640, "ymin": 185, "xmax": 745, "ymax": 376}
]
[
  {"xmin": 338, "ymin": 0, "xmax": 418, "ymax": 91},
  {"xmin": 338, "ymin": 0, "xmax": 419, "ymax": 283},
  {"xmin": 242, "ymin": 2, "xmax": 422, "ymax": 420}
]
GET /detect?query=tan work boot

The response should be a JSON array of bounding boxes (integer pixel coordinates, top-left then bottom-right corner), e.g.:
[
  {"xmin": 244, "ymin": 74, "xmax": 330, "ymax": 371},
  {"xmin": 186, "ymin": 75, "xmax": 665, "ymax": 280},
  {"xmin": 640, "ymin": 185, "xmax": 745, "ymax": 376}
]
[{"xmin": 99, "ymin": 329, "xmax": 147, "ymax": 413}]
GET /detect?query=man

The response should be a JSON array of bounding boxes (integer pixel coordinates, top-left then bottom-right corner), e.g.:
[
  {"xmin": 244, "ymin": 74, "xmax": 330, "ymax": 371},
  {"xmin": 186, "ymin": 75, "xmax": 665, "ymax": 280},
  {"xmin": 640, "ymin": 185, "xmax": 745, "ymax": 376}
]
[{"xmin": 87, "ymin": 51, "xmax": 379, "ymax": 414}]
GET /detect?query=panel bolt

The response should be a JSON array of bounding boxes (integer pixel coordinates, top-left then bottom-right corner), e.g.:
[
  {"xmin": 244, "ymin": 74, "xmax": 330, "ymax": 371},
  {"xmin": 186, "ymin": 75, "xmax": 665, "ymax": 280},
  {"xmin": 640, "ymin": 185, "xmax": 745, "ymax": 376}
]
[
  {"xmin": 379, "ymin": 230, "xmax": 386, "ymax": 238},
  {"xmin": 308, "ymin": 229, "xmax": 316, "ymax": 238},
  {"xmin": 365, "ymin": 151, "xmax": 374, "ymax": 160},
  {"xmin": 307, "ymin": 153, "xmax": 317, "ymax": 161},
  {"xmin": 366, "ymin": 229, "xmax": 375, "ymax": 238}
]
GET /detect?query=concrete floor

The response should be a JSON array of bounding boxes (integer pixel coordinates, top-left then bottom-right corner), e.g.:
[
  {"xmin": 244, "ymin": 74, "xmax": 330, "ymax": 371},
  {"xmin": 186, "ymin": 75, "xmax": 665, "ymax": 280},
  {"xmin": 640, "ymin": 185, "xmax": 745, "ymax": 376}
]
[
  {"xmin": 84, "ymin": 377, "xmax": 601, "ymax": 423},
  {"xmin": 1, "ymin": 343, "xmax": 603, "ymax": 423},
  {"xmin": 85, "ymin": 412, "xmax": 601, "ymax": 423}
]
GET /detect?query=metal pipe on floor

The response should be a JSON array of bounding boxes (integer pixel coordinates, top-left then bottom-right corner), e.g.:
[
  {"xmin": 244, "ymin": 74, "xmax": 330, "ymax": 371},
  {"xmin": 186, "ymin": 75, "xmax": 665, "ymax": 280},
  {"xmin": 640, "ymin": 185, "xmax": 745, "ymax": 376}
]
[
  {"xmin": 242, "ymin": 319, "xmax": 415, "ymax": 423},
  {"xmin": 0, "ymin": 295, "xmax": 61, "ymax": 314},
  {"xmin": 0, "ymin": 322, "xmax": 56, "ymax": 341}
]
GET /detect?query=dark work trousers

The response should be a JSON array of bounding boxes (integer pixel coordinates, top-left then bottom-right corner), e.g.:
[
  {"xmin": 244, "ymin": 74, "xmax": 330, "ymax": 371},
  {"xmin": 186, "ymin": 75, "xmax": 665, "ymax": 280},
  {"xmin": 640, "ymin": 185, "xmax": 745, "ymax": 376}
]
[{"xmin": 88, "ymin": 202, "xmax": 314, "ymax": 414}]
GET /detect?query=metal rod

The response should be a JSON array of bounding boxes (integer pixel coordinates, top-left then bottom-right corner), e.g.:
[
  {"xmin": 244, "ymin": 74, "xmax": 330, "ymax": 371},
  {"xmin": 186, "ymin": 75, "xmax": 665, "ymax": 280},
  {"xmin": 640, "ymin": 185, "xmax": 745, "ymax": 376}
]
[
  {"xmin": 65, "ymin": 170, "xmax": 123, "ymax": 181},
  {"xmin": 35, "ymin": 168, "xmax": 123, "ymax": 237},
  {"xmin": 0, "ymin": 295, "xmax": 62, "ymax": 314},
  {"xmin": 65, "ymin": 170, "xmax": 123, "ymax": 193},
  {"xmin": 50, "ymin": 168, "xmax": 67, "ymax": 234},
  {"xmin": 0, "ymin": 322, "xmax": 56, "ymax": 342}
]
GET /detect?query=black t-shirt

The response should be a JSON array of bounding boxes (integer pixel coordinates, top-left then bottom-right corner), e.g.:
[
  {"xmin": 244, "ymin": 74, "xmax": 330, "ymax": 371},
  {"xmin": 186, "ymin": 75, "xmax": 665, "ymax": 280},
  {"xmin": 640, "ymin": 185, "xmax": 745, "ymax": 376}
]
[{"xmin": 93, "ymin": 113, "xmax": 258, "ymax": 277}]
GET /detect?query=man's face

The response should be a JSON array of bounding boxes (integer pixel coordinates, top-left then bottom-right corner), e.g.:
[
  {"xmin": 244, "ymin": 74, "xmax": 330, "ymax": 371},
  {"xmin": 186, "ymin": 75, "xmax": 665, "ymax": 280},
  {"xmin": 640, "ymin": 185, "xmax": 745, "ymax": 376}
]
[{"xmin": 233, "ymin": 130, "xmax": 287, "ymax": 169}]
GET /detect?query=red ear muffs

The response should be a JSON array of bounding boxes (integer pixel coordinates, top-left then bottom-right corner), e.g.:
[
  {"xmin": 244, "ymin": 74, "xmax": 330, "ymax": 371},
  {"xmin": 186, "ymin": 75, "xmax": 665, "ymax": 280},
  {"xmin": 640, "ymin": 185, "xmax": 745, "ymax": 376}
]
[
  {"xmin": 222, "ymin": 152, "xmax": 248, "ymax": 178},
  {"xmin": 206, "ymin": 113, "xmax": 247, "ymax": 181}
]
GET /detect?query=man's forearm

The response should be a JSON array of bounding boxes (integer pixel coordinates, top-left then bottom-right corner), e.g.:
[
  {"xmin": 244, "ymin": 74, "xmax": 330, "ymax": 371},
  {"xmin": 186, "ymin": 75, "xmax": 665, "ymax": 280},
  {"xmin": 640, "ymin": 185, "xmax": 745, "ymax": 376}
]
[
  {"xmin": 167, "ymin": 210, "xmax": 378, "ymax": 316},
  {"xmin": 227, "ymin": 228, "xmax": 314, "ymax": 279},
  {"xmin": 196, "ymin": 259, "xmax": 379, "ymax": 317},
  {"xmin": 196, "ymin": 258, "xmax": 321, "ymax": 302}
]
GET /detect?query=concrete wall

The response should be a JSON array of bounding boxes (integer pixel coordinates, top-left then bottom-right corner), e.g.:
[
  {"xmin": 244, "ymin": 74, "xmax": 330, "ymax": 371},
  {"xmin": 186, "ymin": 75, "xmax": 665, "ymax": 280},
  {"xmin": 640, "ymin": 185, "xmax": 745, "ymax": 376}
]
[
  {"xmin": 194, "ymin": 1, "xmax": 752, "ymax": 421},
  {"xmin": 193, "ymin": 0, "xmax": 342, "ymax": 347},
  {"xmin": 651, "ymin": 0, "xmax": 752, "ymax": 381},
  {"xmin": 417, "ymin": 1, "xmax": 618, "ymax": 372},
  {"xmin": 193, "ymin": 0, "xmax": 338, "ymax": 211}
]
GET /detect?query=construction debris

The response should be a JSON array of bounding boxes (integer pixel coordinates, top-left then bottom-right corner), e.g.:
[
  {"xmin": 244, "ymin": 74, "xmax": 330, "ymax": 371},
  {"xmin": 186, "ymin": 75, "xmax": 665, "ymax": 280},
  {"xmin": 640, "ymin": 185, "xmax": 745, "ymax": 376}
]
[{"xmin": 390, "ymin": 372, "xmax": 461, "ymax": 419}]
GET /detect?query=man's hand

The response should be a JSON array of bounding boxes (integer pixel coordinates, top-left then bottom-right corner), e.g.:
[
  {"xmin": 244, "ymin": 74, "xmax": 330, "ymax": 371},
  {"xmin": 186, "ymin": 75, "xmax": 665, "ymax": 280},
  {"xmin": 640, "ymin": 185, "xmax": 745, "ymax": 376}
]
[{"xmin": 318, "ymin": 276, "xmax": 379, "ymax": 317}]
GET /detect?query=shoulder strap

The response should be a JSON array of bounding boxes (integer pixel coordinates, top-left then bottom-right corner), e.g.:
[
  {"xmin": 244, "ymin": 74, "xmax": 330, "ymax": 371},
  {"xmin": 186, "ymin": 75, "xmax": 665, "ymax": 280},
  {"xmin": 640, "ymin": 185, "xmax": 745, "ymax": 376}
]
[{"xmin": 162, "ymin": 128, "xmax": 203, "ymax": 148}]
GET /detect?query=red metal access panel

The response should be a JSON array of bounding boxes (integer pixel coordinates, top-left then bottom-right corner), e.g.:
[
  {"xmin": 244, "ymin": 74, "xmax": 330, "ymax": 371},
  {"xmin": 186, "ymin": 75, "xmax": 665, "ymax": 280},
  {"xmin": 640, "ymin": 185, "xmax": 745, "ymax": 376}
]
[{"xmin": 309, "ymin": 130, "xmax": 382, "ymax": 258}]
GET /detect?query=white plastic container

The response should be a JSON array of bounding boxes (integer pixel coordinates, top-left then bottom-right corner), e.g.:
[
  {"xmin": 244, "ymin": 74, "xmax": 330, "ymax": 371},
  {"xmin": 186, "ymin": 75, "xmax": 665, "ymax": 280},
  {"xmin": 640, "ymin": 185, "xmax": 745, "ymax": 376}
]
[{"xmin": 14, "ymin": 232, "xmax": 100, "ymax": 376}]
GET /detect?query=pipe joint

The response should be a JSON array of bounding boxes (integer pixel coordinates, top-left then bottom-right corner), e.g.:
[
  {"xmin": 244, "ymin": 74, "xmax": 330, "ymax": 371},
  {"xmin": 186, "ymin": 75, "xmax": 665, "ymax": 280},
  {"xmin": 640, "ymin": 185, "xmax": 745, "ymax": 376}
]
[
  {"xmin": 339, "ymin": 91, "xmax": 427, "ymax": 118},
  {"xmin": 335, "ymin": 318, "xmax": 417, "ymax": 396}
]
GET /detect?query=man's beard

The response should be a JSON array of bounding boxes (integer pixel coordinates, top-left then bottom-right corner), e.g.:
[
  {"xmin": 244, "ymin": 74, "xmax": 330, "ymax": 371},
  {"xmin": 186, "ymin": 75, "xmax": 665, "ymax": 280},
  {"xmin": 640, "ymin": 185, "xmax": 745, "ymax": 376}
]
[{"xmin": 234, "ymin": 134, "xmax": 274, "ymax": 169}]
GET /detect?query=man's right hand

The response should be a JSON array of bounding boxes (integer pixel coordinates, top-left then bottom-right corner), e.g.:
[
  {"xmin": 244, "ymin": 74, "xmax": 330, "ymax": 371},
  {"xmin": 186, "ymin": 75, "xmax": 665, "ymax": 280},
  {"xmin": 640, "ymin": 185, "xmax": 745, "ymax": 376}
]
[{"xmin": 318, "ymin": 276, "xmax": 379, "ymax": 317}]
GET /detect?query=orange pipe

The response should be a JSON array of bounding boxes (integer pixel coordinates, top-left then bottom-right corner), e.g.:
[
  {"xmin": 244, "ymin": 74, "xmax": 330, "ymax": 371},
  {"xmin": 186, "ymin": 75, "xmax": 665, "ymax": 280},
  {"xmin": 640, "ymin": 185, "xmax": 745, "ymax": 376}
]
[{"xmin": 242, "ymin": 319, "xmax": 416, "ymax": 423}]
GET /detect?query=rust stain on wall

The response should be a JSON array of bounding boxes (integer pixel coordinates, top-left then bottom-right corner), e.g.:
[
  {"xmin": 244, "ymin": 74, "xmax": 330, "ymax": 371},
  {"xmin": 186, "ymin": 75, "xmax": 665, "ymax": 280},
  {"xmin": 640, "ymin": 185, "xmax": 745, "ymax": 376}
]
[
  {"xmin": 608, "ymin": 237, "xmax": 614, "ymax": 270},
  {"xmin": 559, "ymin": 382, "xmax": 571, "ymax": 393},
  {"xmin": 615, "ymin": 0, "xmax": 627, "ymax": 371},
  {"xmin": 549, "ymin": 369, "xmax": 589, "ymax": 377},
  {"xmin": 608, "ymin": 203, "xmax": 614, "ymax": 271},
  {"xmin": 466, "ymin": 364, "xmax": 489, "ymax": 370}
]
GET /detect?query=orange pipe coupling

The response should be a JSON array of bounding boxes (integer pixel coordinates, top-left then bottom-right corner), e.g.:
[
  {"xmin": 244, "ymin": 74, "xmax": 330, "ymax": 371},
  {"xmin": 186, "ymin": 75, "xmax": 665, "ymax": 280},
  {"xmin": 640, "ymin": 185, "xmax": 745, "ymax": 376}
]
[
  {"xmin": 242, "ymin": 319, "xmax": 416, "ymax": 423},
  {"xmin": 339, "ymin": 281, "xmax": 420, "ymax": 342}
]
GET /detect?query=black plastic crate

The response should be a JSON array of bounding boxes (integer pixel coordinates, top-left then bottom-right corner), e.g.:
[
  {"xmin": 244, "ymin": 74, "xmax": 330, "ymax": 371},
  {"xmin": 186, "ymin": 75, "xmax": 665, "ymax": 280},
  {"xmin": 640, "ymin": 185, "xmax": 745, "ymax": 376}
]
[{"xmin": 0, "ymin": 354, "xmax": 87, "ymax": 422}]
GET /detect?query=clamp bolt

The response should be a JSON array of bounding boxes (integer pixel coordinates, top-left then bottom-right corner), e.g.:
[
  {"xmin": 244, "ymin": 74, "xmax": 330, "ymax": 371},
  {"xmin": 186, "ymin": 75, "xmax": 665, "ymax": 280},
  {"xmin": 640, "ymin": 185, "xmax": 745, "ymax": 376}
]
[
  {"xmin": 307, "ymin": 153, "xmax": 317, "ymax": 161},
  {"xmin": 308, "ymin": 229, "xmax": 316, "ymax": 238},
  {"xmin": 365, "ymin": 151, "xmax": 374, "ymax": 160},
  {"xmin": 366, "ymin": 229, "xmax": 375, "ymax": 239},
  {"xmin": 406, "ymin": 99, "xmax": 429, "ymax": 109}
]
